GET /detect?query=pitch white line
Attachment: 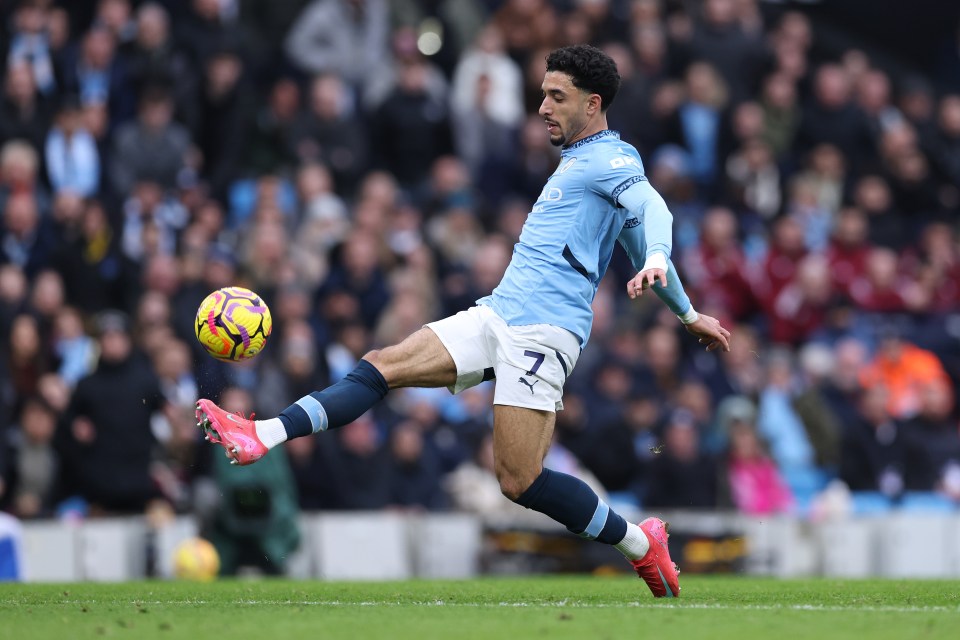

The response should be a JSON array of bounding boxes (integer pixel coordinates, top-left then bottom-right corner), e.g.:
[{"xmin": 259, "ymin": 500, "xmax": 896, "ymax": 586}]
[{"xmin": 58, "ymin": 599, "xmax": 960, "ymax": 614}]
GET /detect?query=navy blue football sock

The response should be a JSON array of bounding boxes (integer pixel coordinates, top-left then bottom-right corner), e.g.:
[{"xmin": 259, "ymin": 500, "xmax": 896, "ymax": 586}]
[
  {"xmin": 278, "ymin": 359, "xmax": 389, "ymax": 439},
  {"xmin": 514, "ymin": 468, "xmax": 627, "ymax": 544}
]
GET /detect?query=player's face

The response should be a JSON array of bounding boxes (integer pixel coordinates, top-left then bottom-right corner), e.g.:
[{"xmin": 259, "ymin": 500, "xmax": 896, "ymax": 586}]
[{"xmin": 539, "ymin": 71, "xmax": 592, "ymax": 147}]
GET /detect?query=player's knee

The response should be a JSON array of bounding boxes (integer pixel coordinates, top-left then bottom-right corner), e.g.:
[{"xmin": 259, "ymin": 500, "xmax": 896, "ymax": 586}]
[
  {"xmin": 362, "ymin": 348, "xmax": 383, "ymax": 368},
  {"xmin": 496, "ymin": 467, "xmax": 537, "ymax": 502}
]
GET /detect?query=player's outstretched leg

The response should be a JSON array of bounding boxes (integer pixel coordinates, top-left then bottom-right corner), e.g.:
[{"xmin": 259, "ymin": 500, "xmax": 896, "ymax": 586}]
[
  {"xmin": 197, "ymin": 327, "xmax": 457, "ymax": 465},
  {"xmin": 495, "ymin": 405, "xmax": 679, "ymax": 597}
]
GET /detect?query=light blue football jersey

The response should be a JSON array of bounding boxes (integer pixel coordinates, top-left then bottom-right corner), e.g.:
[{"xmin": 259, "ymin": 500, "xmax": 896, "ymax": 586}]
[{"xmin": 478, "ymin": 129, "xmax": 688, "ymax": 346}]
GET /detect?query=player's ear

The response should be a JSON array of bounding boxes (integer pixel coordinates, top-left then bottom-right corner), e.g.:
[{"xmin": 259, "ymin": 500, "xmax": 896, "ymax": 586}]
[{"xmin": 586, "ymin": 93, "xmax": 602, "ymax": 115}]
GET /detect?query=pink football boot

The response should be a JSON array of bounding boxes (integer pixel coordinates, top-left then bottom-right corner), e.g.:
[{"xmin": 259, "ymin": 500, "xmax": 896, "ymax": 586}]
[
  {"xmin": 195, "ymin": 399, "xmax": 268, "ymax": 466},
  {"xmin": 630, "ymin": 517, "xmax": 681, "ymax": 597}
]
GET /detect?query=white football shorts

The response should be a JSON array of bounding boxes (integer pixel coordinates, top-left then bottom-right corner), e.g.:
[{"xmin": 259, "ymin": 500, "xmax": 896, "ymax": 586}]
[{"xmin": 425, "ymin": 305, "xmax": 580, "ymax": 412}]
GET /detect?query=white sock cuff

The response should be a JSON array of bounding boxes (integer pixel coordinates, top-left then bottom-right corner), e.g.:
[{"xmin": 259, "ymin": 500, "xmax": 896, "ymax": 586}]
[
  {"xmin": 614, "ymin": 522, "xmax": 651, "ymax": 561},
  {"xmin": 255, "ymin": 417, "xmax": 288, "ymax": 450}
]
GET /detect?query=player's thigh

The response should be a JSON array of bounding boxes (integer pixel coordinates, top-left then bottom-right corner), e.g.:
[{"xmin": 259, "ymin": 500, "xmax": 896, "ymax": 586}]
[
  {"xmin": 492, "ymin": 404, "xmax": 555, "ymax": 499},
  {"xmin": 365, "ymin": 326, "xmax": 457, "ymax": 389},
  {"xmin": 421, "ymin": 306, "xmax": 497, "ymax": 394}
]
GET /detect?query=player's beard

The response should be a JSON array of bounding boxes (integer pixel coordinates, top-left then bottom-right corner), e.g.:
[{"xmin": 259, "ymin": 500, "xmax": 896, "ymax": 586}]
[{"xmin": 548, "ymin": 112, "xmax": 586, "ymax": 147}]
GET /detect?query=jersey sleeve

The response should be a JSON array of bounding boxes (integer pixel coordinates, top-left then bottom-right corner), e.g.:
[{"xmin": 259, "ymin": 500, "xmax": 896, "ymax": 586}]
[
  {"xmin": 589, "ymin": 146, "xmax": 673, "ymax": 260},
  {"xmin": 617, "ymin": 225, "xmax": 693, "ymax": 317},
  {"xmin": 589, "ymin": 147, "xmax": 649, "ymax": 208},
  {"xmin": 616, "ymin": 180, "xmax": 673, "ymax": 260}
]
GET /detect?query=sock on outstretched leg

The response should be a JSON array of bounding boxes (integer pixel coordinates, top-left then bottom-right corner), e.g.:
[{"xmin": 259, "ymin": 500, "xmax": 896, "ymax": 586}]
[
  {"xmin": 514, "ymin": 468, "xmax": 649, "ymax": 559},
  {"xmin": 254, "ymin": 359, "xmax": 389, "ymax": 448}
]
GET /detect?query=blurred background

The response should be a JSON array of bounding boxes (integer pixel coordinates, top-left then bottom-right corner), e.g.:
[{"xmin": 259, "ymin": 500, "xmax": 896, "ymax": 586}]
[{"xmin": 2, "ymin": 0, "xmax": 960, "ymax": 581}]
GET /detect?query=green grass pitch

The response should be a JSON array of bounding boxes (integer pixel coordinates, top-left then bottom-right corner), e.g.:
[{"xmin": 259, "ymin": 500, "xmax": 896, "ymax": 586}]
[{"xmin": 2, "ymin": 577, "xmax": 959, "ymax": 640}]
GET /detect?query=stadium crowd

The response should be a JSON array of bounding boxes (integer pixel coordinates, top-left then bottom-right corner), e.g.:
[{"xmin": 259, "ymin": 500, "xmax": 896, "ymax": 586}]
[{"xmin": 2, "ymin": 0, "xmax": 960, "ymax": 536}]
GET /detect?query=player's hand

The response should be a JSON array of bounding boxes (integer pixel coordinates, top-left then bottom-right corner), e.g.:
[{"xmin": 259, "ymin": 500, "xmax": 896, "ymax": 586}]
[
  {"xmin": 627, "ymin": 268, "xmax": 668, "ymax": 299},
  {"xmin": 684, "ymin": 313, "xmax": 732, "ymax": 352}
]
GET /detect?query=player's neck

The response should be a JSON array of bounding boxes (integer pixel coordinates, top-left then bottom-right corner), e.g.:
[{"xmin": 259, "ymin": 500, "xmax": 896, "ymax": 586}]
[{"xmin": 563, "ymin": 116, "xmax": 609, "ymax": 148}]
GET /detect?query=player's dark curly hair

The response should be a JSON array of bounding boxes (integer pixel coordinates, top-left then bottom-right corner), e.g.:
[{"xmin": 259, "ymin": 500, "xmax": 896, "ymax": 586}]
[{"xmin": 545, "ymin": 45, "xmax": 621, "ymax": 112}]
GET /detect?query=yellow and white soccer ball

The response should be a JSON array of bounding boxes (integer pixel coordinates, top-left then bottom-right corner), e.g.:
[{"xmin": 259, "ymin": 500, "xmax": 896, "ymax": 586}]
[
  {"xmin": 172, "ymin": 537, "xmax": 220, "ymax": 581},
  {"xmin": 195, "ymin": 286, "xmax": 272, "ymax": 361}
]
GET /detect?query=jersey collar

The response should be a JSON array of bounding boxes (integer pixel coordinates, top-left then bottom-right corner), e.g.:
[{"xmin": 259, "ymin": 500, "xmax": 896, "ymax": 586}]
[{"xmin": 562, "ymin": 129, "xmax": 620, "ymax": 154}]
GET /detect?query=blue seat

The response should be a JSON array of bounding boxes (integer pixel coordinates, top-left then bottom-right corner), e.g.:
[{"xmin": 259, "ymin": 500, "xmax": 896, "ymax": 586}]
[
  {"xmin": 850, "ymin": 491, "xmax": 892, "ymax": 515},
  {"xmin": 898, "ymin": 492, "xmax": 956, "ymax": 513}
]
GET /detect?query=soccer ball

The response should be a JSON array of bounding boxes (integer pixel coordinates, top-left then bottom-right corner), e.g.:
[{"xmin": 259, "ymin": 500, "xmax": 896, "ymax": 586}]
[
  {"xmin": 172, "ymin": 537, "xmax": 220, "ymax": 581},
  {"xmin": 195, "ymin": 286, "xmax": 272, "ymax": 361}
]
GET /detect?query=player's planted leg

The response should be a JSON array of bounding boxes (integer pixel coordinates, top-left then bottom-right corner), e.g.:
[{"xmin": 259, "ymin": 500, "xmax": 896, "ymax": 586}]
[
  {"xmin": 495, "ymin": 405, "xmax": 679, "ymax": 597},
  {"xmin": 197, "ymin": 328, "xmax": 457, "ymax": 465}
]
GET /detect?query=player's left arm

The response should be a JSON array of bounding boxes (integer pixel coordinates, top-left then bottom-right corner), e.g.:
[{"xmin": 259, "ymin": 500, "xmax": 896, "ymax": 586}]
[{"xmin": 616, "ymin": 183, "xmax": 731, "ymax": 352}]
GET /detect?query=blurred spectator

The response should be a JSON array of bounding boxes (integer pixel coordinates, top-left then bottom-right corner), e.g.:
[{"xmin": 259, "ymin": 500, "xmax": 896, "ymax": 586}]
[
  {"xmin": 644, "ymin": 409, "xmax": 718, "ymax": 509},
  {"xmin": 125, "ymin": 3, "xmax": 197, "ymax": 109},
  {"xmin": 932, "ymin": 94, "xmax": 960, "ymax": 188},
  {"xmin": 364, "ymin": 25, "xmax": 450, "ymax": 113},
  {"xmin": 451, "ymin": 25, "xmax": 523, "ymax": 176},
  {"xmin": 175, "ymin": 0, "xmax": 249, "ymax": 72},
  {"xmin": 285, "ymin": 0, "xmax": 389, "ymax": 92},
  {"xmin": 793, "ymin": 343, "xmax": 843, "ymax": 470},
  {"xmin": 95, "ymin": 0, "xmax": 137, "ymax": 49},
  {"xmin": 6, "ymin": 313, "xmax": 50, "ymax": 408},
  {"xmin": 52, "ymin": 199, "xmax": 136, "ymax": 313},
  {"xmin": 860, "ymin": 324, "xmax": 952, "ymax": 419},
  {"xmin": 44, "ymin": 95, "xmax": 100, "ymax": 197},
  {"xmin": 903, "ymin": 221, "xmax": 960, "ymax": 313},
  {"xmin": 290, "ymin": 73, "xmax": 369, "ymax": 196},
  {"xmin": 754, "ymin": 215, "xmax": 807, "ymax": 317},
  {"xmin": 670, "ymin": 61, "xmax": 729, "ymax": 191},
  {"xmin": 721, "ymin": 418, "xmax": 794, "ymax": 515},
  {"xmin": 760, "ymin": 71, "xmax": 800, "ymax": 159},
  {"xmin": 120, "ymin": 180, "xmax": 188, "ymax": 261},
  {"xmin": 55, "ymin": 310, "xmax": 168, "ymax": 514},
  {"xmin": 852, "ymin": 174, "xmax": 905, "ymax": 250},
  {"xmin": 322, "ymin": 412, "xmax": 392, "ymax": 510},
  {"xmin": 492, "ymin": 0, "xmax": 558, "ymax": 63},
  {"xmin": 3, "ymin": 397, "xmax": 59, "ymax": 518},
  {"xmin": 581, "ymin": 394, "xmax": 659, "ymax": 497},
  {"xmin": 109, "ymin": 87, "xmax": 191, "ymax": 196},
  {"xmin": 725, "ymin": 136, "xmax": 781, "ymax": 219},
  {"xmin": 371, "ymin": 56, "xmax": 454, "ymax": 188},
  {"xmin": 388, "ymin": 420, "xmax": 448, "ymax": 510},
  {"xmin": 187, "ymin": 48, "xmax": 251, "ymax": 200},
  {"xmin": 826, "ymin": 207, "xmax": 872, "ymax": 297},
  {"xmin": 318, "ymin": 229, "xmax": 390, "ymax": 330},
  {"xmin": 52, "ymin": 306, "xmax": 96, "ymax": 387},
  {"xmin": 61, "ymin": 25, "xmax": 134, "ymax": 126},
  {"xmin": 681, "ymin": 207, "xmax": 757, "ymax": 322},
  {"xmin": 768, "ymin": 254, "xmax": 833, "ymax": 345},
  {"xmin": 0, "ymin": 62, "xmax": 52, "ymax": 154},
  {"xmin": 0, "ymin": 139, "xmax": 51, "ymax": 216},
  {"xmin": 856, "ymin": 69, "xmax": 903, "ymax": 140},
  {"xmin": 242, "ymin": 77, "xmax": 300, "ymax": 177},
  {"xmin": 798, "ymin": 64, "xmax": 874, "ymax": 172},
  {"xmin": 684, "ymin": 0, "xmax": 769, "ymax": 103},
  {"xmin": 840, "ymin": 383, "xmax": 906, "ymax": 497},
  {"xmin": 756, "ymin": 349, "xmax": 822, "ymax": 497},
  {"xmin": 7, "ymin": 1, "xmax": 57, "ymax": 96},
  {"xmin": 848, "ymin": 248, "xmax": 922, "ymax": 313},
  {"xmin": 901, "ymin": 380, "xmax": 960, "ymax": 499},
  {"xmin": 0, "ymin": 191, "xmax": 57, "ymax": 279}
]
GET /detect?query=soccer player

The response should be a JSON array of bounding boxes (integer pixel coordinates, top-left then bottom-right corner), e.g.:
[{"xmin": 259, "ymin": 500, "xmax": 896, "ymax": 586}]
[{"xmin": 196, "ymin": 45, "xmax": 731, "ymax": 597}]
